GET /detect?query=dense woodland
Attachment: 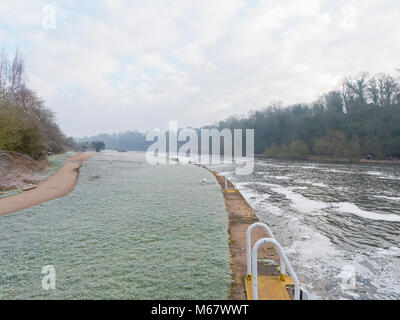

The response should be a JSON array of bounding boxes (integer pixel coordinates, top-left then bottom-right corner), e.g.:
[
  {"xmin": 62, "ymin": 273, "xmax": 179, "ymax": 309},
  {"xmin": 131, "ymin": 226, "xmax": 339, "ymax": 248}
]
[
  {"xmin": 0, "ymin": 49, "xmax": 71, "ymax": 159},
  {"xmin": 217, "ymin": 71, "xmax": 400, "ymax": 159},
  {"xmin": 82, "ymin": 70, "xmax": 400, "ymax": 160}
]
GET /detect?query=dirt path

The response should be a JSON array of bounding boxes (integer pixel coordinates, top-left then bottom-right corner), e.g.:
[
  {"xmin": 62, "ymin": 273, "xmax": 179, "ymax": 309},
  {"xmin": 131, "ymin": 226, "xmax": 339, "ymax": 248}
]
[
  {"xmin": 201, "ymin": 167, "xmax": 283, "ymax": 300},
  {"xmin": 0, "ymin": 153, "xmax": 92, "ymax": 215}
]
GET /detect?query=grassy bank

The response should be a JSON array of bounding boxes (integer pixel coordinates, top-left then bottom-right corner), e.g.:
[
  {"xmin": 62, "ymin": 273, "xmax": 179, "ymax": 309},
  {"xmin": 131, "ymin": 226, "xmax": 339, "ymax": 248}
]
[{"xmin": 0, "ymin": 153, "xmax": 231, "ymax": 299}]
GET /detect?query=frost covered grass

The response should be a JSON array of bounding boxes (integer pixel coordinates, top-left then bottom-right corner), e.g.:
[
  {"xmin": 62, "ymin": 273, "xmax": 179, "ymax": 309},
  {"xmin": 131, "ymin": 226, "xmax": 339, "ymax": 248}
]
[
  {"xmin": 40, "ymin": 151, "xmax": 77, "ymax": 179},
  {"xmin": 0, "ymin": 152, "xmax": 231, "ymax": 299}
]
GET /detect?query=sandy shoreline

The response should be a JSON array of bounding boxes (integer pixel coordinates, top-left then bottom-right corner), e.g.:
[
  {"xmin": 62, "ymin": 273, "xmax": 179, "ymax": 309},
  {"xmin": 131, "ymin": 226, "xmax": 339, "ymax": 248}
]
[
  {"xmin": 0, "ymin": 153, "xmax": 92, "ymax": 215},
  {"xmin": 201, "ymin": 166, "xmax": 283, "ymax": 300}
]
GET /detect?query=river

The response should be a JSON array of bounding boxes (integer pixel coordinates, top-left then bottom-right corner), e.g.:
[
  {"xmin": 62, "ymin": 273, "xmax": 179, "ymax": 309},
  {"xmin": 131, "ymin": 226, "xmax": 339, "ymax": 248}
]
[{"xmin": 210, "ymin": 158, "xmax": 400, "ymax": 300}]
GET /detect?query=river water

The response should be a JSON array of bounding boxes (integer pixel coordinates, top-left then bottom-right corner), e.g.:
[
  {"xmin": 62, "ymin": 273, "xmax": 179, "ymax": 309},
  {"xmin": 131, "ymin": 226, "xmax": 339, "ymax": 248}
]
[
  {"xmin": 210, "ymin": 158, "xmax": 400, "ymax": 300},
  {"xmin": 0, "ymin": 151, "xmax": 231, "ymax": 299}
]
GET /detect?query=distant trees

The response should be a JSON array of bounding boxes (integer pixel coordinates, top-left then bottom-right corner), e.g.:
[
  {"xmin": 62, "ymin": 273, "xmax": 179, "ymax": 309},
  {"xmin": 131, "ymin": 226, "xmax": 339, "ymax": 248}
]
[
  {"xmin": 74, "ymin": 69, "xmax": 400, "ymax": 161},
  {"xmin": 264, "ymin": 140, "xmax": 309, "ymax": 159},
  {"xmin": 313, "ymin": 131, "xmax": 360, "ymax": 159},
  {"xmin": 217, "ymin": 70, "xmax": 400, "ymax": 160},
  {"xmin": 76, "ymin": 131, "xmax": 148, "ymax": 151},
  {"xmin": 90, "ymin": 141, "xmax": 105, "ymax": 152},
  {"xmin": 341, "ymin": 72, "xmax": 400, "ymax": 111},
  {"xmin": 0, "ymin": 49, "xmax": 67, "ymax": 159}
]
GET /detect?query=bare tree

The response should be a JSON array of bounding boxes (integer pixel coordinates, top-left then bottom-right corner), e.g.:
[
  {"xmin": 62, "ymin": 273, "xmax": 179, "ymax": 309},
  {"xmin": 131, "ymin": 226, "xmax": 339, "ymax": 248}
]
[
  {"xmin": 0, "ymin": 49, "xmax": 26, "ymax": 103},
  {"xmin": 0, "ymin": 48, "xmax": 67, "ymax": 157},
  {"xmin": 379, "ymin": 74, "xmax": 399, "ymax": 107},
  {"xmin": 344, "ymin": 72, "xmax": 369, "ymax": 105}
]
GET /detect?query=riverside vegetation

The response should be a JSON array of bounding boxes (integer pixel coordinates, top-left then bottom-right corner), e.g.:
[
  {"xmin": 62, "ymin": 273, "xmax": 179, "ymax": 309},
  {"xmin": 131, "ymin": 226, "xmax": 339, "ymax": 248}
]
[
  {"xmin": 0, "ymin": 49, "xmax": 73, "ymax": 159},
  {"xmin": 81, "ymin": 71, "xmax": 400, "ymax": 161},
  {"xmin": 2, "ymin": 48, "xmax": 399, "ymax": 162},
  {"xmin": 0, "ymin": 49, "xmax": 86, "ymax": 192},
  {"xmin": 218, "ymin": 71, "xmax": 400, "ymax": 160}
]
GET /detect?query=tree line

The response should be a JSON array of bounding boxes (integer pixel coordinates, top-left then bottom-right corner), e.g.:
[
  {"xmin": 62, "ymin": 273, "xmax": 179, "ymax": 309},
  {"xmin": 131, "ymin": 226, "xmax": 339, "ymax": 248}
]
[
  {"xmin": 74, "ymin": 131, "xmax": 148, "ymax": 151},
  {"xmin": 217, "ymin": 70, "xmax": 400, "ymax": 160},
  {"xmin": 78, "ymin": 69, "xmax": 400, "ymax": 161},
  {"xmin": 0, "ymin": 49, "xmax": 71, "ymax": 159}
]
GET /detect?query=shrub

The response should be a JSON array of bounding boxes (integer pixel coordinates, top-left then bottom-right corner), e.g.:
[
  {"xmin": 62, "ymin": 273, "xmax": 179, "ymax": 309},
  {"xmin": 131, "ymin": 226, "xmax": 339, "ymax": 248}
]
[
  {"xmin": 0, "ymin": 105, "xmax": 45, "ymax": 159},
  {"xmin": 287, "ymin": 140, "xmax": 310, "ymax": 159}
]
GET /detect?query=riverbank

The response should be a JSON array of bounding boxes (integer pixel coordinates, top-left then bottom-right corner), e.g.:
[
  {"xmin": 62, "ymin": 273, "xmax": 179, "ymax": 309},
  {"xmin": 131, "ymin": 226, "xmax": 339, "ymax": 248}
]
[
  {"xmin": 0, "ymin": 151, "xmax": 47, "ymax": 192},
  {"xmin": 199, "ymin": 166, "xmax": 284, "ymax": 300},
  {"xmin": 256, "ymin": 154, "xmax": 400, "ymax": 165},
  {"xmin": 0, "ymin": 153, "xmax": 92, "ymax": 215}
]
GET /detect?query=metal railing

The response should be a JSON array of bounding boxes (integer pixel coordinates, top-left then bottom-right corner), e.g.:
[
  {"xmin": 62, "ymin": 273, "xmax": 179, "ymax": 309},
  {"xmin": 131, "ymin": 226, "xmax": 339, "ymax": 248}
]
[
  {"xmin": 251, "ymin": 237, "xmax": 300, "ymax": 300},
  {"xmin": 246, "ymin": 222, "xmax": 286, "ymax": 277}
]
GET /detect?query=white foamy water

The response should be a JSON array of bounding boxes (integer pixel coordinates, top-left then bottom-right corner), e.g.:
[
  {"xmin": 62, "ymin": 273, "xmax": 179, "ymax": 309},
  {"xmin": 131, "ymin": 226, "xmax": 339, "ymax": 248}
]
[
  {"xmin": 366, "ymin": 171, "xmax": 400, "ymax": 180},
  {"xmin": 270, "ymin": 186, "xmax": 329, "ymax": 215},
  {"xmin": 210, "ymin": 158, "xmax": 400, "ymax": 300},
  {"xmin": 333, "ymin": 202, "xmax": 400, "ymax": 222},
  {"xmin": 294, "ymin": 180, "xmax": 329, "ymax": 188},
  {"xmin": 375, "ymin": 196, "xmax": 400, "ymax": 201},
  {"xmin": 274, "ymin": 176, "xmax": 290, "ymax": 180}
]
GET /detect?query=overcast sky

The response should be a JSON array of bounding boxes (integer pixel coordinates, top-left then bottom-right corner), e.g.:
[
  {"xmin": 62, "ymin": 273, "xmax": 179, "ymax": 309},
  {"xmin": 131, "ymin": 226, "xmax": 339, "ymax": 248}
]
[{"xmin": 1, "ymin": 0, "xmax": 399, "ymax": 137}]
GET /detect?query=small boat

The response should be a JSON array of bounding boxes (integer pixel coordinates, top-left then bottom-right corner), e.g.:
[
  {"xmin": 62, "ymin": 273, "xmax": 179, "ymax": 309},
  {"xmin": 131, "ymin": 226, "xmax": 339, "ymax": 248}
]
[{"xmin": 118, "ymin": 149, "xmax": 127, "ymax": 152}]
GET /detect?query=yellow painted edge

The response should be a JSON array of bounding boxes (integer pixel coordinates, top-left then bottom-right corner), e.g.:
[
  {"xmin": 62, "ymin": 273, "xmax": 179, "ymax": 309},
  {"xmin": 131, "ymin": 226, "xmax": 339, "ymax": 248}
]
[{"xmin": 244, "ymin": 275, "xmax": 294, "ymax": 300}]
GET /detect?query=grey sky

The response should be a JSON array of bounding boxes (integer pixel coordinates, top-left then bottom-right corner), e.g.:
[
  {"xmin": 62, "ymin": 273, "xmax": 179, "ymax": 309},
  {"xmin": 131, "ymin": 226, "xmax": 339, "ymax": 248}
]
[{"xmin": 1, "ymin": 0, "xmax": 399, "ymax": 137}]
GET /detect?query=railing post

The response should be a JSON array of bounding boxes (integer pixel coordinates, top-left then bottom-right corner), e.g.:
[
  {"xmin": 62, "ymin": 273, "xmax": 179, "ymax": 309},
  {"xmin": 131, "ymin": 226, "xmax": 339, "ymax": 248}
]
[
  {"xmin": 251, "ymin": 238, "xmax": 300, "ymax": 300},
  {"xmin": 246, "ymin": 222, "xmax": 282, "ymax": 277}
]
